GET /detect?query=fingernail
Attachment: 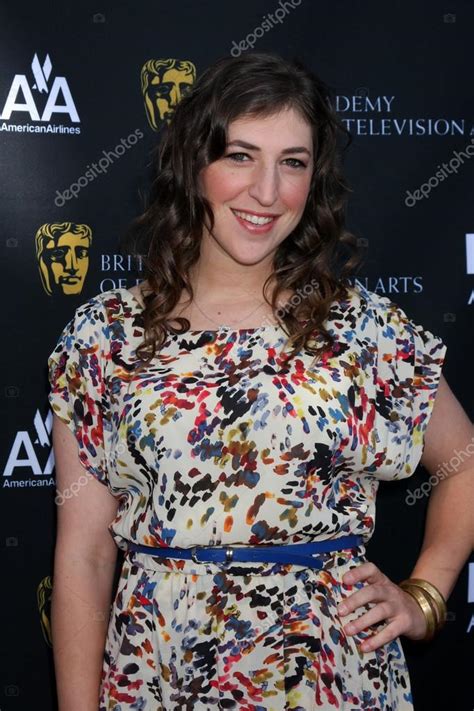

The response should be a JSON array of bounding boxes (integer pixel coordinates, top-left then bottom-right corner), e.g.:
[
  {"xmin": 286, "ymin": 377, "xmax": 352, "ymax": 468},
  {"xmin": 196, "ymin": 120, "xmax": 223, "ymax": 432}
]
[{"xmin": 338, "ymin": 603, "xmax": 348, "ymax": 614}]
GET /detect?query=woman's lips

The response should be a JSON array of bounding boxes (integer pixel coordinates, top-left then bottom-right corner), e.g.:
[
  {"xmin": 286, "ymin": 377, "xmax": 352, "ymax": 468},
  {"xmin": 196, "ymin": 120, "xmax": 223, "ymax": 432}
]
[{"xmin": 232, "ymin": 210, "xmax": 280, "ymax": 234}]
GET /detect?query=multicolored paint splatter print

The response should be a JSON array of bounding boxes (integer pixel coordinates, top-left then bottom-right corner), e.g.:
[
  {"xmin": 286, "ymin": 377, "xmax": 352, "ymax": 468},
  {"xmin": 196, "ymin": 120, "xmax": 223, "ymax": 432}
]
[{"xmin": 47, "ymin": 283, "xmax": 447, "ymax": 710}]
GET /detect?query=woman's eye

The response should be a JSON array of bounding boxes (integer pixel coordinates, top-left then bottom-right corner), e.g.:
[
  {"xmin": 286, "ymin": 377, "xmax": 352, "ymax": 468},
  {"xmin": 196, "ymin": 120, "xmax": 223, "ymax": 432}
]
[
  {"xmin": 226, "ymin": 152, "xmax": 249, "ymax": 162},
  {"xmin": 225, "ymin": 153, "xmax": 307, "ymax": 169},
  {"xmin": 286, "ymin": 158, "xmax": 306, "ymax": 168}
]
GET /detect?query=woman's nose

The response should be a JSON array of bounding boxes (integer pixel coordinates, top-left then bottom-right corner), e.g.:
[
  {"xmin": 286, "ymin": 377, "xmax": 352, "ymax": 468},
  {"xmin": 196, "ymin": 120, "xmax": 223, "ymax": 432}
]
[{"xmin": 247, "ymin": 164, "xmax": 279, "ymax": 206}]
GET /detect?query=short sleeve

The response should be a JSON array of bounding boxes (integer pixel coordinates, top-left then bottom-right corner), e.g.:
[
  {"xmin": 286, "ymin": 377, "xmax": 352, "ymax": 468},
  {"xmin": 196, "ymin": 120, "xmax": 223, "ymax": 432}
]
[
  {"xmin": 47, "ymin": 297, "xmax": 112, "ymax": 487},
  {"xmin": 367, "ymin": 291, "xmax": 447, "ymax": 480}
]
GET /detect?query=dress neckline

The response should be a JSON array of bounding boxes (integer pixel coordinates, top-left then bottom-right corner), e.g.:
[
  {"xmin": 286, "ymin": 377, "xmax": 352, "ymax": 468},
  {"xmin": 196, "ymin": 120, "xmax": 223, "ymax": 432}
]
[{"xmin": 119, "ymin": 288, "xmax": 285, "ymax": 335}]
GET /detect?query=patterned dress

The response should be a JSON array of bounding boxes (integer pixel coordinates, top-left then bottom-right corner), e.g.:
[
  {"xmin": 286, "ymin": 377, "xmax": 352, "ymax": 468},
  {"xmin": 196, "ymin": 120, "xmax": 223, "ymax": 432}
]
[{"xmin": 47, "ymin": 283, "xmax": 446, "ymax": 711}]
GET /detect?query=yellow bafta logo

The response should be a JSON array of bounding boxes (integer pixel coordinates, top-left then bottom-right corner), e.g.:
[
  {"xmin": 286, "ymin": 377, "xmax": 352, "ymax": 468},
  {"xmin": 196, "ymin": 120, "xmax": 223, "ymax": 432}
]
[
  {"xmin": 37, "ymin": 576, "xmax": 53, "ymax": 646},
  {"xmin": 35, "ymin": 222, "xmax": 92, "ymax": 295},
  {"xmin": 141, "ymin": 58, "xmax": 196, "ymax": 131}
]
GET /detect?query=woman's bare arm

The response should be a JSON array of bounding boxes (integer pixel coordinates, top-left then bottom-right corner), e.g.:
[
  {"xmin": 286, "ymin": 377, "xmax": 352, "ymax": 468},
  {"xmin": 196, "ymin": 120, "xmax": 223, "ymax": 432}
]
[
  {"xmin": 335, "ymin": 374, "xmax": 474, "ymax": 651},
  {"xmin": 410, "ymin": 374, "xmax": 474, "ymax": 597},
  {"xmin": 51, "ymin": 414, "xmax": 119, "ymax": 711}
]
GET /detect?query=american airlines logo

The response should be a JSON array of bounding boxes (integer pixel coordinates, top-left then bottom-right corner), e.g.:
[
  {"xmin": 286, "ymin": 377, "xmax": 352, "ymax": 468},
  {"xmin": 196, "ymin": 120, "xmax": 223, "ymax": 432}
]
[
  {"xmin": 3, "ymin": 409, "xmax": 55, "ymax": 487},
  {"xmin": 0, "ymin": 53, "xmax": 80, "ymax": 134},
  {"xmin": 31, "ymin": 53, "xmax": 53, "ymax": 94}
]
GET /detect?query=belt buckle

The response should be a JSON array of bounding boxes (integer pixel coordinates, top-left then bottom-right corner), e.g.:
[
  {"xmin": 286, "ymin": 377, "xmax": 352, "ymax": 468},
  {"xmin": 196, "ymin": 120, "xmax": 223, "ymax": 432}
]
[{"xmin": 191, "ymin": 545, "xmax": 234, "ymax": 565}]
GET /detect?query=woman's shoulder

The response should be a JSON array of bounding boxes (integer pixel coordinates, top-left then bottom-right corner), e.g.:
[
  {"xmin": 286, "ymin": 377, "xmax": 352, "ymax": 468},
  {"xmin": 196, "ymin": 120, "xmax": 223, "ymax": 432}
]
[
  {"xmin": 326, "ymin": 281, "xmax": 385, "ymax": 322},
  {"xmin": 342, "ymin": 282, "xmax": 446, "ymax": 357},
  {"xmin": 48, "ymin": 285, "xmax": 149, "ymax": 374},
  {"xmin": 342, "ymin": 281, "xmax": 411, "ymax": 322},
  {"xmin": 326, "ymin": 281, "xmax": 424, "ymax": 344},
  {"xmin": 72, "ymin": 285, "xmax": 145, "ymax": 320},
  {"xmin": 54, "ymin": 287, "xmax": 142, "ymax": 350}
]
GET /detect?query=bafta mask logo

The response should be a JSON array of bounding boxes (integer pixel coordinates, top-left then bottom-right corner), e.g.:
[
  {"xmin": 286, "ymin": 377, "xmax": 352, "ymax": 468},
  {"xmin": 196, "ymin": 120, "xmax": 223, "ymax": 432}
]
[
  {"xmin": 36, "ymin": 222, "xmax": 92, "ymax": 296},
  {"xmin": 37, "ymin": 576, "xmax": 53, "ymax": 646},
  {"xmin": 141, "ymin": 58, "xmax": 196, "ymax": 131}
]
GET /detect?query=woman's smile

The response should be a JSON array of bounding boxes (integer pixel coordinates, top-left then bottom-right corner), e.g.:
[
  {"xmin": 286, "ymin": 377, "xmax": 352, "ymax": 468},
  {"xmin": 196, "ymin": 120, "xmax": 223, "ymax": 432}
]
[{"xmin": 231, "ymin": 207, "xmax": 281, "ymax": 234}]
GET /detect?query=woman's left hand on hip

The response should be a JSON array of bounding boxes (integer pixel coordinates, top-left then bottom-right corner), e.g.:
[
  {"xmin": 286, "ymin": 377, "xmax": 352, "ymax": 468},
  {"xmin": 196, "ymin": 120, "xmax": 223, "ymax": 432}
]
[{"xmin": 337, "ymin": 561, "xmax": 429, "ymax": 652}]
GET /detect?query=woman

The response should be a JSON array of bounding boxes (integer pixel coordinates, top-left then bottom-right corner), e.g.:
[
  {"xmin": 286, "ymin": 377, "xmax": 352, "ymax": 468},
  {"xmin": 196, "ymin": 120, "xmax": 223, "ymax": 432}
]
[{"xmin": 48, "ymin": 52, "xmax": 473, "ymax": 710}]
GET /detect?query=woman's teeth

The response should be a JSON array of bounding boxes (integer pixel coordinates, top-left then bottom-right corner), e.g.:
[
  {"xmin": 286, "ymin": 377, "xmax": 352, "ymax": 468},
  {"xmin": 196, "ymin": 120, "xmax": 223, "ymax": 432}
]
[{"xmin": 232, "ymin": 210, "xmax": 274, "ymax": 225}]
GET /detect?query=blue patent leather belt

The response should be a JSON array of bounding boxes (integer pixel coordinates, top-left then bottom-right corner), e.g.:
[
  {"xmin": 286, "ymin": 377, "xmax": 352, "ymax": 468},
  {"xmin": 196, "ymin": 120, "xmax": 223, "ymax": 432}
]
[{"xmin": 126, "ymin": 534, "xmax": 364, "ymax": 569}]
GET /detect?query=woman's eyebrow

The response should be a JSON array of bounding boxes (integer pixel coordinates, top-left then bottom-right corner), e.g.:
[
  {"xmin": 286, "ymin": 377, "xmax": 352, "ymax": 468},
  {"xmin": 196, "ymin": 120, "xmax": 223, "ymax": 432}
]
[{"xmin": 227, "ymin": 139, "xmax": 312, "ymax": 156}]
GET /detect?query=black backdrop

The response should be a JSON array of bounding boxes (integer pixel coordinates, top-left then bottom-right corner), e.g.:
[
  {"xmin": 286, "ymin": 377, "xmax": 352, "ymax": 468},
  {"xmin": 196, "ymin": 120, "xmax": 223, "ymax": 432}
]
[{"xmin": 1, "ymin": 1, "xmax": 473, "ymax": 709}]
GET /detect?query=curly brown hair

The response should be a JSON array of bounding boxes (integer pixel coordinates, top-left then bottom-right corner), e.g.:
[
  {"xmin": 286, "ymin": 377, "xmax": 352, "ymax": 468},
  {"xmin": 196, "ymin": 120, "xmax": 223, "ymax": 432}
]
[{"xmin": 121, "ymin": 51, "xmax": 364, "ymax": 370}]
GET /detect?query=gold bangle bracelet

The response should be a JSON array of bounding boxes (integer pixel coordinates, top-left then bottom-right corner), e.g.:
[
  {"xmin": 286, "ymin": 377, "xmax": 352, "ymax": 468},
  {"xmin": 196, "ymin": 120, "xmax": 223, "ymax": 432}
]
[
  {"xmin": 399, "ymin": 584, "xmax": 437, "ymax": 641},
  {"xmin": 399, "ymin": 579, "xmax": 446, "ymax": 631},
  {"xmin": 401, "ymin": 578, "xmax": 447, "ymax": 628}
]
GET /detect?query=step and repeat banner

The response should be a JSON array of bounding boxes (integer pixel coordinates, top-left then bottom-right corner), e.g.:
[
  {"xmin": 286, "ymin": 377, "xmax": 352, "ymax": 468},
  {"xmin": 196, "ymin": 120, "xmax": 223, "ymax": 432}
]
[{"xmin": 1, "ymin": 2, "xmax": 473, "ymax": 709}]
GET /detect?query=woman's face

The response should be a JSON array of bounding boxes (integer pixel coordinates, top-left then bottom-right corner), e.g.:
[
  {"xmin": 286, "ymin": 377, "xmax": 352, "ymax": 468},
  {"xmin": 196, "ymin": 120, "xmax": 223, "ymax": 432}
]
[{"xmin": 198, "ymin": 106, "xmax": 314, "ymax": 266}]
